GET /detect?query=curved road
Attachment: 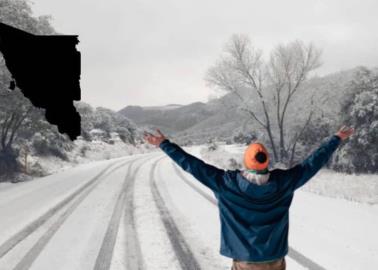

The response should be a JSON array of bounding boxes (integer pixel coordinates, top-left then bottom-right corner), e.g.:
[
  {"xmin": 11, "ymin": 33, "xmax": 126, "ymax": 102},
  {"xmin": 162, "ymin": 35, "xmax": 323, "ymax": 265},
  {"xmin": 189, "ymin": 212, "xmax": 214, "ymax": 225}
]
[{"xmin": 0, "ymin": 150, "xmax": 377, "ymax": 270}]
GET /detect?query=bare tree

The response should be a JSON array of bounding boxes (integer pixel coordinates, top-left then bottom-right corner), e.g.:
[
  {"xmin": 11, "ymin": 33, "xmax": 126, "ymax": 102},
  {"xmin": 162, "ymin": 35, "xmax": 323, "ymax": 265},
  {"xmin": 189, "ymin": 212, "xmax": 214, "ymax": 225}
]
[
  {"xmin": 206, "ymin": 34, "xmax": 321, "ymax": 165},
  {"xmin": 0, "ymin": 105, "xmax": 31, "ymax": 151}
]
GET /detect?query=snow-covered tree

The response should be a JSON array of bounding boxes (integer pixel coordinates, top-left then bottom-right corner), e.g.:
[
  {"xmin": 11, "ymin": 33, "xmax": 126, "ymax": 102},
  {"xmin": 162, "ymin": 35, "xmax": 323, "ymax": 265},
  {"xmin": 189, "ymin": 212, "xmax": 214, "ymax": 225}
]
[
  {"xmin": 0, "ymin": 0, "xmax": 56, "ymax": 178},
  {"xmin": 75, "ymin": 102, "xmax": 95, "ymax": 141},
  {"xmin": 91, "ymin": 107, "xmax": 138, "ymax": 144},
  {"xmin": 332, "ymin": 67, "xmax": 378, "ymax": 173},
  {"xmin": 291, "ymin": 116, "xmax": 334, "ymax": 167}
]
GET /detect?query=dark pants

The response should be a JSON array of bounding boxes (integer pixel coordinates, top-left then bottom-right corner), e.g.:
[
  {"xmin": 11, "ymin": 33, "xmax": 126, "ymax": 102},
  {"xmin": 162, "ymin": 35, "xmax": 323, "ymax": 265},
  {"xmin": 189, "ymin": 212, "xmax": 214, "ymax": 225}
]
[{"xmin": 231, "ymin": 257, "xmax": 286, "ymax": 270}]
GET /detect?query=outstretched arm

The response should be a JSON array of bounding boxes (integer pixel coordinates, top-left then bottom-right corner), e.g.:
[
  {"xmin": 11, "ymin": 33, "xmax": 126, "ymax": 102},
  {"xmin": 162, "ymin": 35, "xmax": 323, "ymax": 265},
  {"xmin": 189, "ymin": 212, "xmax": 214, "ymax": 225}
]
[
  {"xmin": 288, "ymin": 126, "xmax": 354, "ymax": 190},
  {"xmin": 144, "ymin": 129, "xmax": 225, "ymax": 192}
]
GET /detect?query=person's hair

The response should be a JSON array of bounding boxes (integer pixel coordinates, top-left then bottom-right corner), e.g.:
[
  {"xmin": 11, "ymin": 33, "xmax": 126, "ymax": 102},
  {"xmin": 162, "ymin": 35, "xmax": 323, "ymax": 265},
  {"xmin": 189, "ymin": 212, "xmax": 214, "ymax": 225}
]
[{"xmin": 255, "ymin": 152, "xmax": 267, "ymax": 163}]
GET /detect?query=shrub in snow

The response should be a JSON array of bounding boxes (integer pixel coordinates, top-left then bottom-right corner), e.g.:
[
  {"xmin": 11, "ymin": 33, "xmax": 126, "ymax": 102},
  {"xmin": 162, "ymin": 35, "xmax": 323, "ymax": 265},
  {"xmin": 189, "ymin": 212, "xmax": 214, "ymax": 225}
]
[
  {"xmin": 32, "ymin": 132, "xmax": 72, "ymax": 161},
  {"xmin": 29, "ymin": 161, "xmax": 45, "ymax": 177},
  {"xmin": 232, "ymin": 131, "xmax": 257, "ymax": 145},
  {"xmin": 80, "ymin": 145, "xmax": 90, "ymax": 157},
  {"xmin": 207, "ymin": 138, "xmax": 218, "ymax": 151},
  {"xmin": 228, "ymin": 158, "xmax": 242, "ymax": 170}
]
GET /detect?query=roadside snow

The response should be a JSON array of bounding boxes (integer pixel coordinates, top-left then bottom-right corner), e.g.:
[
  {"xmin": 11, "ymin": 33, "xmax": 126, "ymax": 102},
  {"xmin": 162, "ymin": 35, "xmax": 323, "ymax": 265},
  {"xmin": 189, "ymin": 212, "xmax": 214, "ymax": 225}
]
[
  {"xmin": 290, "ymin": 190, "xmax": 378, "ymax": 269},
  {"xmin": 195, "ymin": 143, "xmax": 378, "ymax": 205},
  {"xmin": 1, "ymin": 140, "xmax": 158, "ymax": 187},
  {"xmin": 37, "ymin": 139, "xmax": 158, "ymax": 176},
  {"xmin": 301, "ymin": 169, "xmax": 378, "ymax": 204}
]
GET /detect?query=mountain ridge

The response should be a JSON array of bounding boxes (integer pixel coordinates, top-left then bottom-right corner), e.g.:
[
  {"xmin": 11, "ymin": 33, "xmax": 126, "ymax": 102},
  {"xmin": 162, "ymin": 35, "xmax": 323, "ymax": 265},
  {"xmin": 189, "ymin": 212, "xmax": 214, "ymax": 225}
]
[{"xmin": 118, "ymin": 67, "xmax": 362, "ymax": 144}]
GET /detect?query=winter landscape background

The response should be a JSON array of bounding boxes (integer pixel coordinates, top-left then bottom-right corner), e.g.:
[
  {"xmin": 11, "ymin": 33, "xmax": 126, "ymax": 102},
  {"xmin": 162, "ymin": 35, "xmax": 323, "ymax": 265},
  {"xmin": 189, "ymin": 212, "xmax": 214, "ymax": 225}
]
[
  {"xmin": 1, "ymin": 0, "xmax": 376, "ymax": 188},
  {"xmin": 0, "ymin": 1, "xmax": 377, "ymax": 269}
]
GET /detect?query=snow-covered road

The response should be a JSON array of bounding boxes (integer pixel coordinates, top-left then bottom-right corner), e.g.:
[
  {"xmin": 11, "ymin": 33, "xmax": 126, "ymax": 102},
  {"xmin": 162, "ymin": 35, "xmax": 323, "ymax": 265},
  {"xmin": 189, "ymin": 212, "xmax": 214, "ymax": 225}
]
[{"xmin": 0, "ymin": 150, "xmax": 377, "ymax": 270}]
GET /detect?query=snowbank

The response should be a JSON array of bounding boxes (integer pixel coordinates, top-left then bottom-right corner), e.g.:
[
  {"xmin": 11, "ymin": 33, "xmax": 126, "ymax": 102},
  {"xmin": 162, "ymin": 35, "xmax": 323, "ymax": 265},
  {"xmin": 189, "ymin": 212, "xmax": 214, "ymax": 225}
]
[
  {"xmin": 34, "ymin": 139, "xmax": 158, "ymax": 175},
  {"xmin": 1, "ymin": 139, "xmax": 158, "ymax": 186}
]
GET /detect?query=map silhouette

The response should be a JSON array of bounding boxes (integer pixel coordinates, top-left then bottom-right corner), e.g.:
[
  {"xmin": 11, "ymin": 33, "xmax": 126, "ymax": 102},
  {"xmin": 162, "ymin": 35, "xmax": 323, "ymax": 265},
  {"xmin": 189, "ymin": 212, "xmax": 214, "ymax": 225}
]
[{"xmin": 0, "ymin": 22, "xmax": 81, "ymax": 140}]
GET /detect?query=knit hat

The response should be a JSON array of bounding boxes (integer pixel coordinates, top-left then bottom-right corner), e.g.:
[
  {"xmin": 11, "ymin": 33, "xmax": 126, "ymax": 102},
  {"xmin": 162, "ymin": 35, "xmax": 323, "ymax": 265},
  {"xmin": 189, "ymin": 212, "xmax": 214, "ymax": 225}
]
[{"xmin": 243, "ymin": 142, "xmax": 269, "ymax": 171}]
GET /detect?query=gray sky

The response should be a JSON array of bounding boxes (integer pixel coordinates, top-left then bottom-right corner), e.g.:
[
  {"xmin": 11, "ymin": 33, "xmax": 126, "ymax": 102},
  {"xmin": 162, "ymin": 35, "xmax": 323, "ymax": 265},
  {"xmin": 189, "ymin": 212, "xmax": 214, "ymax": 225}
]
[{"xmin": 30, "ymin": 0, "xmax": 378, "ymax": 111}]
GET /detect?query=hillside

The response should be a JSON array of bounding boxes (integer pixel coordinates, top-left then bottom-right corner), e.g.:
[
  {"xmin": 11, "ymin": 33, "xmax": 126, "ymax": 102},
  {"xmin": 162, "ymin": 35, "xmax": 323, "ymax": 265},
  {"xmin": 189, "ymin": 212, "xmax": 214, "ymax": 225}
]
[
  {"xmin": 118, "ymin": 68, "xmax": 358, "ymax": 144},
  {"xmin": 118, "ymin": 102, "xmax": 216, "ymax": 136}
]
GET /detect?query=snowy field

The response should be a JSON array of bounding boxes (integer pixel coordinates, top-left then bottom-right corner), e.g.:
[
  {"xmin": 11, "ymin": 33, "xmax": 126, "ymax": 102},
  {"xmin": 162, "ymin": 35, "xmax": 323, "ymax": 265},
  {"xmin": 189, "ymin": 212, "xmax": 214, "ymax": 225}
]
[
  {"xmin": 0, "ymin": 143, "xmax": 377, "ymax": 270},
  {"xmin": 200, "ymin": 142, "xmax": 378, "ymax": 205}
]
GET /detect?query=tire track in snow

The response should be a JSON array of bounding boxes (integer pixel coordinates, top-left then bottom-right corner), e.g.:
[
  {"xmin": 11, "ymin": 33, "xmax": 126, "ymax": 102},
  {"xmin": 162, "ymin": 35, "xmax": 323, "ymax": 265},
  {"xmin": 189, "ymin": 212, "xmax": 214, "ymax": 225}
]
[
  {"xmin": 11, "ymin": 158, "xmax": 135, "ymax": 270},
  {"xmin": 0, "ymin": 159, "xmax": 125, "ymax": 259},
  {"xmin": 171, "ymin": 162, "xmax": 327, "ymax": 270},
  {"xmin": 94, "ymin": 155, "xmax": 147, "ymax": 270},
  {"xmin": 150, "ymin": 158, "xmax": 202, "ymax": 270},
  {"xmin": 123, "ymin": 158, "xmax": 146, "ymax": 270}
]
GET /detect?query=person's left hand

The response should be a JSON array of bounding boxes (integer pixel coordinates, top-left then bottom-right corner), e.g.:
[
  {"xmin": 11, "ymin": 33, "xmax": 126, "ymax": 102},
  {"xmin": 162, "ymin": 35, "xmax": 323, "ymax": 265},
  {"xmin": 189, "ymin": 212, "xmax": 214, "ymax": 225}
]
[
  {"xmin": 143, "ymin": 128, "xmax": 167, "ymax": 146},
  {"xmin": 335, "ymin": 125, "xmax": 355, "ymax": 141}
]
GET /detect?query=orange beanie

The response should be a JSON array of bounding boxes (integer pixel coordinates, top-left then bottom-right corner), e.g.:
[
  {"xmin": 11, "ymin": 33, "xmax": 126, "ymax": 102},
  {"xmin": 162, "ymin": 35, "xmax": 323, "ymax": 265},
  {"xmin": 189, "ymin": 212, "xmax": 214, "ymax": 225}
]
[{"xmin": 243, "ymin": 142, "xmax": 269, "ymax": 171}]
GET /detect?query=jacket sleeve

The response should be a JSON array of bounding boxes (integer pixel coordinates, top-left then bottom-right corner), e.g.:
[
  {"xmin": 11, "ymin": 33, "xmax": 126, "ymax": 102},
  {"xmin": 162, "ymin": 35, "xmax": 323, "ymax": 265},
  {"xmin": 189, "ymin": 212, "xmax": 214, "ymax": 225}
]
[
  {"xmin": 287, "ymin": 135, "xmax": 342, "ymax": 190},
  {"xmin": 159, "ymin": 139, "xmax": 225, "ymax": 192}
]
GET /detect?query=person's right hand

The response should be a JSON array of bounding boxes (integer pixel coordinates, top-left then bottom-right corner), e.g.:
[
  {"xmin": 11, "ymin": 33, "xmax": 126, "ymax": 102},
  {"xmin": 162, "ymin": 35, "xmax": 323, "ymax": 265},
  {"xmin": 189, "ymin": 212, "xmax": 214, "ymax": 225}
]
[
  {"xmin": 143, "ymin": 128, "xmax": 167, "ymax": 146},
  {"xmin": 335, "ymin": 125, "xmax": 354, "ymax": 141}
]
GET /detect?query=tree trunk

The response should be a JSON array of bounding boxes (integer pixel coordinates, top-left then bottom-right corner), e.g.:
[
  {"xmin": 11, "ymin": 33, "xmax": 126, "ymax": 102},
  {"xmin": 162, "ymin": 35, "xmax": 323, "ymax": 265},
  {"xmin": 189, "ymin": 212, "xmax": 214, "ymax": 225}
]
[
  {"xmin": 266, "ymin": 125, "xmax": 278, "ymax": 162},
  {"xmin": 0, "ymin": 146, "xmax": 20, "ymax": 179}
]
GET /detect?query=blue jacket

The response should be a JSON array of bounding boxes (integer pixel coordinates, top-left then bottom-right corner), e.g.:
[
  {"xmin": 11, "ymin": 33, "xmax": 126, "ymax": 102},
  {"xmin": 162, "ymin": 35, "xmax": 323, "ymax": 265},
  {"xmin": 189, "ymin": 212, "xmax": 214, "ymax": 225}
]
[{"xmin": 159, "ymin": 135, "xmax": 342, "ymax": 262}]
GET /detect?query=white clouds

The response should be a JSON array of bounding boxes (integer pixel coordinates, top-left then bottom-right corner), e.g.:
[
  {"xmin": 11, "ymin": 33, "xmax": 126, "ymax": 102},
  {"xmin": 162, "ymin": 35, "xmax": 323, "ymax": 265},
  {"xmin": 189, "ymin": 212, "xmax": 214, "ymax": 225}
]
[{"xmin": 30, "ymin": 0, "xmax": 378, "ymax": 110}]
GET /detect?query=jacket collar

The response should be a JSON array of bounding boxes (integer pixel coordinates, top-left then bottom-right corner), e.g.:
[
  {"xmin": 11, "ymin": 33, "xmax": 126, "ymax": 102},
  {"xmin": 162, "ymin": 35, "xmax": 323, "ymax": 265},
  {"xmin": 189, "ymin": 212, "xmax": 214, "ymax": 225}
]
[{"xmin": 240, "ymin": 169, "xmax": 270, "ymax": 186}]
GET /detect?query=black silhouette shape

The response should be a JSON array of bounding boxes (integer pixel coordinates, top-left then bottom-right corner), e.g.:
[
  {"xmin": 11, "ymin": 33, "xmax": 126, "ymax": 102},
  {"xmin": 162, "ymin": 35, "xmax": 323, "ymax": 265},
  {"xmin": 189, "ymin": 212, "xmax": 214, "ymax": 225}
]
[{"xmin": 0, "ymin": 22, "xmax": 81, "ymax": 140}]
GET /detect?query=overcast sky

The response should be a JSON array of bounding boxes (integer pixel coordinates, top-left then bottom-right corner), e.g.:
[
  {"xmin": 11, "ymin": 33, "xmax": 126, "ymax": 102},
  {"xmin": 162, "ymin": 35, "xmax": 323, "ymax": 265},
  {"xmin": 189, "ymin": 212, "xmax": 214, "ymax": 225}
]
[{"xmin": 30, "ymin": 0, "xmax": 377, "ymax": 111}]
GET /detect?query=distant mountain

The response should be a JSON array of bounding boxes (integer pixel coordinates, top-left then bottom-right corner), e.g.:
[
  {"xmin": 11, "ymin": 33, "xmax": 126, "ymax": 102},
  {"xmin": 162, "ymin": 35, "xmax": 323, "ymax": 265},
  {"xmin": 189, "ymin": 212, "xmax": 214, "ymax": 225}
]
[
  {"xmin": 118, "ymin": 68, "xmax": 360, "ymax": 144},
  {"xmin": 118, "ymin": 102, "xmax": 216, "ymax": 135},
  {"xmin": 142, "ymin": 104, "xmax": 183, "ymax": 111}
]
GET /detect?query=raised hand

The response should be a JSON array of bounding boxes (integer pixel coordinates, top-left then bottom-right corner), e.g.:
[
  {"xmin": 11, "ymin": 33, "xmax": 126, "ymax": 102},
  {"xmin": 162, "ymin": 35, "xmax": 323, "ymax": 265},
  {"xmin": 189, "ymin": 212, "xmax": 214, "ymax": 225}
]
[
  {"xmin": 143, "ymin": 128, "xmax": 167, "ymax": 146},
  {"xmin": 335, "ymin": 125, "xmax": 354, "ymax": 141}
]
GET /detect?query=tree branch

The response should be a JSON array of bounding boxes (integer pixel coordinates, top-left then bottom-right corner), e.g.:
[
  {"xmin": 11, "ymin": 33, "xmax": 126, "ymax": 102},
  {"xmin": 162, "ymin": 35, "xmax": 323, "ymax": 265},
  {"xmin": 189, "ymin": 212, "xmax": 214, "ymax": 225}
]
[{"xmin": 288, "ymin": 106, "xmax": 314, "ymax": 166}]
